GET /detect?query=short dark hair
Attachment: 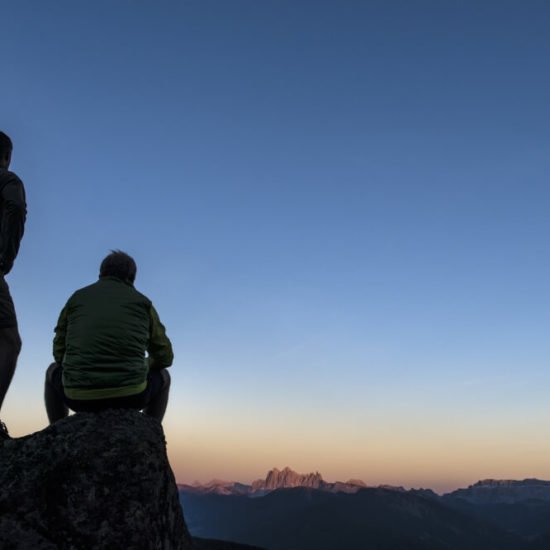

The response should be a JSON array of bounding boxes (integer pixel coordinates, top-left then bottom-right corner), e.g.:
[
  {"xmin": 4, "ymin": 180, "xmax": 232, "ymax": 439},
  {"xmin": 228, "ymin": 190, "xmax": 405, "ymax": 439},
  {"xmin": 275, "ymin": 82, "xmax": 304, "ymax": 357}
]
[
  {"xmin": 0, "ymin": 132, "xmax": 13, "ymax": 159},
  {"xmin": 99, "ymin": 250, "xmax": 137, "ymax": 283}
]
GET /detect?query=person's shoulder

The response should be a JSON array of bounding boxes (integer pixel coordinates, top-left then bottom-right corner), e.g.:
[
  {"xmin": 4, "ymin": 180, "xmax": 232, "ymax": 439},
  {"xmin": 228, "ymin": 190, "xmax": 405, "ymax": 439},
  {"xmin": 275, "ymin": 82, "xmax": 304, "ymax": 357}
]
[
  {"xmin": 69, "ymin": 281, "xmax": 101, "ymax": 299},
  {"xmin": 0, "ymin": 168, "xmax": 23, "ymax": 187},
  {"xmin": 101, "ymin": 278, "xmax": 152, "ymax": 305},
  {"xmin": 131, "ymin": 286, "xmax": 152, "ymax": 306}
]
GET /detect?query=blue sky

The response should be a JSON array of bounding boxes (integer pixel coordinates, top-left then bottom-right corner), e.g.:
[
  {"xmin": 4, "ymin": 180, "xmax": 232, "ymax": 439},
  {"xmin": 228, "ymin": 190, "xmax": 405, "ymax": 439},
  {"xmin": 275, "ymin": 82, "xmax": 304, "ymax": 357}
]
[{"xmin": 2, "ymin": 1, "xmax": 550, "ymax": 491}]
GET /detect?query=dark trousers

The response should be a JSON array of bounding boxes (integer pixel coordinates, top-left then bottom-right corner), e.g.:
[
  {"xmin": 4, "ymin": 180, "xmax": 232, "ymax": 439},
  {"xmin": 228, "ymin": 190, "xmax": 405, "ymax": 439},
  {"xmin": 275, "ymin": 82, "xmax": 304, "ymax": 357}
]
[
  {"xmin": 44, "ymin": 363, "xmax": 170, "ymax": 424},
  {"xmin": 0, "ymin": 275, "xmax": 21, "ymax": 412}
]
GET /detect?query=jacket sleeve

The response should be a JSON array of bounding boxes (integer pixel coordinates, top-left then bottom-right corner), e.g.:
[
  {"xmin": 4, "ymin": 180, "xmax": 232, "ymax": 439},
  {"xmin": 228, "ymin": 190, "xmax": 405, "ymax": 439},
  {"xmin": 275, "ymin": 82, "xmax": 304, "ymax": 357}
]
[
  {"xmin": 148, "ymin": 304, "xmax": 174, "ymax": 369},
  {"xmin": 53, "ymin": 304, "xmax": 69, "ymax": 365},
  {"xmin": 0, "ymin": 173, "xmax": 27, "ymax": 275}
]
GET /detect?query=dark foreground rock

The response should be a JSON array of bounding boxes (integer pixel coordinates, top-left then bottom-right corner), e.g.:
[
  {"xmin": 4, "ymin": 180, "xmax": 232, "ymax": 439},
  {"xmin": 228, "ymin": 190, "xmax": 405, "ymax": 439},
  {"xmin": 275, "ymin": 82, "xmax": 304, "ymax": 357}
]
[
  {"xmin": 0, "ymin": 409, "xmax": 192, "ymax": 550},
  {"xmin": 193, "ymin": 539, "xmax": 266, "ymax": 550}
]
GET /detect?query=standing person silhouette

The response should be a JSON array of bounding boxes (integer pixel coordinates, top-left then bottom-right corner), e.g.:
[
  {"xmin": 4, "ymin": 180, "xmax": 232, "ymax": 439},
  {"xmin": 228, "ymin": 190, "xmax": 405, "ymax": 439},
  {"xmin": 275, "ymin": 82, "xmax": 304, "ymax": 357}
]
[{"xmin": 0, "ymin": 131, "xmax": 27, "ymax": 438}]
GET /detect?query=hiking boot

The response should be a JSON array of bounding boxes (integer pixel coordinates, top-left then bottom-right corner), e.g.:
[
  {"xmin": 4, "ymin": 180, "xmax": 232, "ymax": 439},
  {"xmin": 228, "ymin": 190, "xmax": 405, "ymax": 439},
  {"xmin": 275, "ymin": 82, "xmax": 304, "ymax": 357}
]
[{"xmin": 0, "ymin": 420, "xmax": 10, "ymax": 441}]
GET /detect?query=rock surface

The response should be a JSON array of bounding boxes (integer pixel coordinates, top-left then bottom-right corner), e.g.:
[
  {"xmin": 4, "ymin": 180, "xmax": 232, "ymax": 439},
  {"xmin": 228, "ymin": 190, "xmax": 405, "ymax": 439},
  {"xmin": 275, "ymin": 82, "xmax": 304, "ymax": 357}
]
[
  {"xmin": 0, "ymin": 409, "xmax": 192, "ymax": 550},
  {"xmin": 194, "ymin": 539, "xmax": 265, "ymax": 550}
]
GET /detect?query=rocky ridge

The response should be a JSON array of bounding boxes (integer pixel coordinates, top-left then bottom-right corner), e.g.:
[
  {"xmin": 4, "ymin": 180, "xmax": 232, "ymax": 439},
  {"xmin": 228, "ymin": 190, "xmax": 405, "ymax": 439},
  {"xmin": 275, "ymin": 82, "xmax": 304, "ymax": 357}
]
[{"xmin": 445, "ymin": 478, "xmax": 550, "ymax": 504}]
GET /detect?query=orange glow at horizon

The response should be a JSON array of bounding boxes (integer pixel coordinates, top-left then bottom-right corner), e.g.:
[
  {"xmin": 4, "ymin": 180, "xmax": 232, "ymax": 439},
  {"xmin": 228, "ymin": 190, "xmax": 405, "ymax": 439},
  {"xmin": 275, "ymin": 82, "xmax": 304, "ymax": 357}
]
[{"xmin": 6, "ymin": 387, "xmax": 550, "ymax": 495}]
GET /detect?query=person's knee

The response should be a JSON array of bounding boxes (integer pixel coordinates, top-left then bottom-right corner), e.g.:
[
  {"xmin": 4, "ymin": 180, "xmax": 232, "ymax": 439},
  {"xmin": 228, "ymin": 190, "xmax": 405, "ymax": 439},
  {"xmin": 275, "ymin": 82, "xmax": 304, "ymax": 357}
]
[
  {"xmin": 160, "ymin": 369, "xmax": 171, "ymax": 390},
  {"xmin": 12, "ymin": 331, "xmax": 21, "ymax": 355},
  {"xmin": 45, "ymin": 362, "xmax": 60, "ymax": 384},
  {"xmin": 0, "ymin": 326, "xmax": 21, "ymax": 355}
]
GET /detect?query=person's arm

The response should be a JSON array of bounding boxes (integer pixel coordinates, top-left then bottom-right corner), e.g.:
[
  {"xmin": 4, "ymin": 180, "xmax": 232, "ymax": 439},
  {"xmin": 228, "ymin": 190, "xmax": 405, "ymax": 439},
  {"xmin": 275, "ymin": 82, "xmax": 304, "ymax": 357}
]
[
  {"xmin": 0, "ymin": 173, "xmax": 27, "ymax": 275},
  {"xmin": 53, "ymin": 304, "xmax": 69, "ymax": 365},
  {"xmin": 148, "ymin": 304, "xmax": 174, "ymax": 369}
]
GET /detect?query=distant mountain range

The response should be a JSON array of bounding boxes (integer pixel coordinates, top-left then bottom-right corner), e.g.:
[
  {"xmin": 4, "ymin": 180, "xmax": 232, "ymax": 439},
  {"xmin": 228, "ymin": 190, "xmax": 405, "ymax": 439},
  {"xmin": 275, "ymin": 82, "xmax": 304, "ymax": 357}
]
[
  {"xmin": 179, "ymin": 468, "xmax": 550, "ymax": 550},
  {"xmin": 180, "ymin": 466, "xmax": 390, "ymax": 497}
]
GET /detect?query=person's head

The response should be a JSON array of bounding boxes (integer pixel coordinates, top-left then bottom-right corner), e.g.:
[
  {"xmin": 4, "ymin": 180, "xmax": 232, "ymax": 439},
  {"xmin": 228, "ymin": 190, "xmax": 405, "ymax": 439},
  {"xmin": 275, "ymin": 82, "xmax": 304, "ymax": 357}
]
[
  {"xmin": 0, "ymin": 132, "xmax": 13, "ymax": 169},
  {"xmin": 99, "ymin": 250, "xmax": 137, "ymax": 284}
]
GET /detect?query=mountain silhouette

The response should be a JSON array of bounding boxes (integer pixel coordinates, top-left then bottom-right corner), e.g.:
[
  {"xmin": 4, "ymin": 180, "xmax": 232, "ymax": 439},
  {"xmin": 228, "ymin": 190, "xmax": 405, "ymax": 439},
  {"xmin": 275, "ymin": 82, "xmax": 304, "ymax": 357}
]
[
  {"xmin": 443, "ymin": 480, "xmax": 550, "ymax": 542},
  {"xmin": 181, "ymin": 486, "xmax": 523, "ymax": 550}
]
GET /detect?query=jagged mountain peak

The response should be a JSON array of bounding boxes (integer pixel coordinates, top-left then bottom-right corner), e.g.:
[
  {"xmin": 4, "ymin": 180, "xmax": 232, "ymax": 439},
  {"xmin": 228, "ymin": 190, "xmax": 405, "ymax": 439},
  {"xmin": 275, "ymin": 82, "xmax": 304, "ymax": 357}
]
[
  {"xmin": 252, "ymin": 467, "xmax": 325, "ymax": 492},
  {"xmin": 268, "ymin": 466, "xmax": 322, "ymax": 478}
]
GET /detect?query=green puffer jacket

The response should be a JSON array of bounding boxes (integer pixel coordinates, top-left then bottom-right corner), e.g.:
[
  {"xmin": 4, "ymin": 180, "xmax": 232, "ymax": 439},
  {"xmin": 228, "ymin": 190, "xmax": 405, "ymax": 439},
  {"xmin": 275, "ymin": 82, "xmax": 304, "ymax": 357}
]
[{"xmin": 53, "ymin": 276, "xmax": 173, "ymax": 400}]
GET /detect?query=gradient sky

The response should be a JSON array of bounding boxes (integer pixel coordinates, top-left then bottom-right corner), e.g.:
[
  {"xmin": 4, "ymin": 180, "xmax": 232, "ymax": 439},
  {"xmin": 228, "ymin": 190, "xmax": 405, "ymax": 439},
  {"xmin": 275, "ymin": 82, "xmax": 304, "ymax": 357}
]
[{"xmin": 2, "ymin": 0, "xmax": 550, "ymax": 493}]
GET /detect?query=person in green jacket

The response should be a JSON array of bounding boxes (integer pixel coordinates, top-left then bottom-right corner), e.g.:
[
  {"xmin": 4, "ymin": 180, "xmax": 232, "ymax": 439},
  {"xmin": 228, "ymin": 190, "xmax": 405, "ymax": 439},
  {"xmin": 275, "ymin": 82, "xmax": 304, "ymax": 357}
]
[{"xmin": 44, "ymin": 250, "xmax": 173, "ymax": 424}]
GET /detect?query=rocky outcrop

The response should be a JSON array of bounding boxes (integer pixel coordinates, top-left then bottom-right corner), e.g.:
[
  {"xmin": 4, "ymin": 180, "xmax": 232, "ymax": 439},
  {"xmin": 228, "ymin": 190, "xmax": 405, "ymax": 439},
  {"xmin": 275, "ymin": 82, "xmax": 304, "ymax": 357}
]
[{"xmin": 0, "ymin": 409, "xmax": 192, "ymax": 549}]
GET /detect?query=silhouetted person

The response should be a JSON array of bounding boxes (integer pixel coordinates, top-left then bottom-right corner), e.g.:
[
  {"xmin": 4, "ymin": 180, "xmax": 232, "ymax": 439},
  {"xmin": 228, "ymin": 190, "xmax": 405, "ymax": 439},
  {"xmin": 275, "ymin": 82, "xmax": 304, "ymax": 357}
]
[
  {"xmin": 0, "ymin": 131, "xmax": 27, "ymax": 436},
  {"xmin": 44, "ymin": 250, "xmax": 173, "ymax": 424}
]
